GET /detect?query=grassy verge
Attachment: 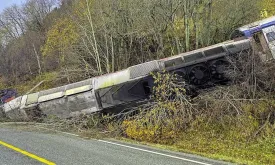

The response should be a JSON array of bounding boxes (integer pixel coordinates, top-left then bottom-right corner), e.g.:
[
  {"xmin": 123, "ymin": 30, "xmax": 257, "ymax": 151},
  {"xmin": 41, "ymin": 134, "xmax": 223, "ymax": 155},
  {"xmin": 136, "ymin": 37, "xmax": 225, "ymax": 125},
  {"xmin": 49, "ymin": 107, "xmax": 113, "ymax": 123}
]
[
  {"xmin": 170, "ymin": 136, "xmax": 274, "ymax": 165},
  {"xmin": 117, "ymin": 123, "xmax": 275, "ymax": 165},
  {"xmin": 117, "ymin": 137, "xmax": 273, "ymax": 165}
]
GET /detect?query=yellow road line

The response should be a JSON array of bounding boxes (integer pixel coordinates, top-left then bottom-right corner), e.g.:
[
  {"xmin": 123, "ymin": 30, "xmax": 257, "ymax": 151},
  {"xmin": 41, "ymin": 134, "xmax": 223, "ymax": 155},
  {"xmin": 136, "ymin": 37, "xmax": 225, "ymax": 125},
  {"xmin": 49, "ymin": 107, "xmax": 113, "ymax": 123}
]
[{"xmin": 0, "ymin": 140, "xmax": 56, "ymax": 165}]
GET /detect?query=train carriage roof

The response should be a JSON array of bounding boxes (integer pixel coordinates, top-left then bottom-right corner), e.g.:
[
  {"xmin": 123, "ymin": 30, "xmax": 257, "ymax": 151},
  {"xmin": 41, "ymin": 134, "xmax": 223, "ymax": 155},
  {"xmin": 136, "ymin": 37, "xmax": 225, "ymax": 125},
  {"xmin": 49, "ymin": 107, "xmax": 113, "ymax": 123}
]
[{"xmin": 159, "ymin": 39, "xmax": 250, "ymax": 68}]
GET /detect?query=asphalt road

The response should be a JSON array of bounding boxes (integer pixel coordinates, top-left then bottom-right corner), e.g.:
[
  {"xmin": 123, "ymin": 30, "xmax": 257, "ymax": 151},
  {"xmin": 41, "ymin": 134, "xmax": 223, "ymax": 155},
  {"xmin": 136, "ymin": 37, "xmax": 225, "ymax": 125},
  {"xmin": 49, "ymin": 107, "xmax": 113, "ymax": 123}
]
[{"xmin": 0, "ymin": 128, "xmax": 230, "ymax": 165}]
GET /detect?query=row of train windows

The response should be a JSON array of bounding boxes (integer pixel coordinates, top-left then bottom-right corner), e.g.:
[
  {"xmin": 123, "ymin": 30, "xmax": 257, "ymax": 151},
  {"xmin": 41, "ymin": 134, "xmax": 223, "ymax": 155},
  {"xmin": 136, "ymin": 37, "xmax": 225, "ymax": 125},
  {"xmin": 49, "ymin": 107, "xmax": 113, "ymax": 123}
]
[{"xmin": 164, "ymin": 46, "xmax": 229, "ymax": 68}]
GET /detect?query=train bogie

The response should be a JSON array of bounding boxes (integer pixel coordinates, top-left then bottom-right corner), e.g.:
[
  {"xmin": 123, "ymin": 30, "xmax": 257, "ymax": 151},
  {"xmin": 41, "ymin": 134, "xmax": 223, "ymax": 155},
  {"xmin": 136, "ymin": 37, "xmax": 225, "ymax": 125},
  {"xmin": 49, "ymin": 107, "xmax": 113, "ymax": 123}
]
[
  {"xmin": 209, "ymin": 59, "xmax": 230, "ymax": 81},
  {"xmin": 188, "ymin": 64, "xmax": 210, "ymax": 85},
  {"xmin": 160, "ymin": 39, "xmax": 251, "ymax": 86}
]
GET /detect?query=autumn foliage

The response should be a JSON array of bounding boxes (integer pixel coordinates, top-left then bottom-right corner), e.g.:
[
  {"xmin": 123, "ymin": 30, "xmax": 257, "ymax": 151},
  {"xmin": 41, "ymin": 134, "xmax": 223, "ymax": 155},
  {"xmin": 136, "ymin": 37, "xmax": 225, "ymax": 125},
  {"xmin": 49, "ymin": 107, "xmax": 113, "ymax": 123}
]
[
  {"xmin": 0, "ymin": 0, "xmax": 273, "ymax": 88},
  {"xmin": 122, "ymin": 72, "xmax": 194, "ymax": 144}
]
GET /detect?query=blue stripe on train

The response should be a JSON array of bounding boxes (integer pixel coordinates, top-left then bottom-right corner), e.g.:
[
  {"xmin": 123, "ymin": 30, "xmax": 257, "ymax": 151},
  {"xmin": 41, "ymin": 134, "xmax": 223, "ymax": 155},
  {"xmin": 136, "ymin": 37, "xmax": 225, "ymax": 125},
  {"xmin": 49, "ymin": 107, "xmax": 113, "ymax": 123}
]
[{"xmin": 240, "ymin": 20, "xmax": 275, "ymax": 37}]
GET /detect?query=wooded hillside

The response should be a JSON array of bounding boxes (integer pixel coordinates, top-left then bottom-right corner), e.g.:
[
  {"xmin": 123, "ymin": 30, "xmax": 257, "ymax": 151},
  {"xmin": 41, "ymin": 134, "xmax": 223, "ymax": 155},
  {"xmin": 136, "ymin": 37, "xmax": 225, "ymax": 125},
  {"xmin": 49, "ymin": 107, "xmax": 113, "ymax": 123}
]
[{"xmin": 0, "ymin": 0, "xmax": 272, "ymax": 89}]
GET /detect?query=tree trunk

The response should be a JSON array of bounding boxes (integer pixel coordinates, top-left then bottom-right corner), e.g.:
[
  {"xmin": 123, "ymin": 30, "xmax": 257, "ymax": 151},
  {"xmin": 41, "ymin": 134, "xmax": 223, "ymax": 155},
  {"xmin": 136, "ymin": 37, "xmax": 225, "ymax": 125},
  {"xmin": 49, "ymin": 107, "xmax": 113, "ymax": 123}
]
[{"xmin": 33, "ymin": 44, "xmax": 42, "ymax": 75}]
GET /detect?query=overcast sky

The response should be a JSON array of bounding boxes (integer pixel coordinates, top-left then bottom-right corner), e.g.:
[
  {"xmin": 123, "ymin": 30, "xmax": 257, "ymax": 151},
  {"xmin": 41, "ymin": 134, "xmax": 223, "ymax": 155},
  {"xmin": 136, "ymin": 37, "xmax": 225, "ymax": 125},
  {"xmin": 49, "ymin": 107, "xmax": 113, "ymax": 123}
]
[{"xmin": 0, "ymin": 0, "xmax": 24, "ymax": 12}]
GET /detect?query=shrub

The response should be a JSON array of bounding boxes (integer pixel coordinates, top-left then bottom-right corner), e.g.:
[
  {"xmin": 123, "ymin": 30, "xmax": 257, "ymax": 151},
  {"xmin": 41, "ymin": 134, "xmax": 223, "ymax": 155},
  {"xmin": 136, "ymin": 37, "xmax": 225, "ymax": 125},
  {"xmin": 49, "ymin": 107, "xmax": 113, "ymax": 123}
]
[{"xmin": 122, "ymin": 71, "xmax": 195, "ymax": 144}]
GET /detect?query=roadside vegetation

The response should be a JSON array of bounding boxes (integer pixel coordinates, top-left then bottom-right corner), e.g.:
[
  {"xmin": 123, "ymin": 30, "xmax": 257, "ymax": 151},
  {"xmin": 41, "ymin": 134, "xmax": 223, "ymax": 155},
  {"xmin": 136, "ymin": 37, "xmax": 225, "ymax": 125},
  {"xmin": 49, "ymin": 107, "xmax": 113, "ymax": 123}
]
[{"xmin": 120, "ymin": 51, "xmax": 275, "ymax": 165}]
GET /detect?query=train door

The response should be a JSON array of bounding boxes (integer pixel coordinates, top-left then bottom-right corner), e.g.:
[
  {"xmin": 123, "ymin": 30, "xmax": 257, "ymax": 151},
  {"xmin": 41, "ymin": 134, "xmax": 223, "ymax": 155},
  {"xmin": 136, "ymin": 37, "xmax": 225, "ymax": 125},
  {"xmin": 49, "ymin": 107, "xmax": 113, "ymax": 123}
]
[{"xmin": 262, "ymin": 25, "xmax": 275, "ymax": 59}]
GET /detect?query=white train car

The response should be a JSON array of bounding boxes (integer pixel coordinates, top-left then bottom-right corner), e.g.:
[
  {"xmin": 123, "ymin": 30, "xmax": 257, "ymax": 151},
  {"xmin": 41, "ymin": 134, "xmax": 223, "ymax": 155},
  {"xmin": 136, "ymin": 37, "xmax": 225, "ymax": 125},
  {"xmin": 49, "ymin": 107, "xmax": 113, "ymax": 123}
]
[{"xmin": 0, "ymin": 38, "xmax": 251, "ymax": 120}]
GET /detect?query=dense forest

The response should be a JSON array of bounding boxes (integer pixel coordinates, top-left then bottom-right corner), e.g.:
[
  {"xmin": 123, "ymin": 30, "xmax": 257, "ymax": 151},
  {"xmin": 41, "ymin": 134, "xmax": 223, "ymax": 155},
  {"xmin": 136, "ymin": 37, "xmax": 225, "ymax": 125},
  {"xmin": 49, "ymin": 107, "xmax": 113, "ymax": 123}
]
[{"xmin": 0, "ymin": 0, "xmax": 274, "ymax": 89}]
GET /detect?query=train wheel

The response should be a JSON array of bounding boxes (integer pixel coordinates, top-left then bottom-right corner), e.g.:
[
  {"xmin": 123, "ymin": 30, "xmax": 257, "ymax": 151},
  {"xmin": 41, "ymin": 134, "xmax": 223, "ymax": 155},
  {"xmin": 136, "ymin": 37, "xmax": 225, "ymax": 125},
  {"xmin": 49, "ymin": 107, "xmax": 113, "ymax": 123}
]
[
  {"xmin": 210, "ymin": 59, "xmax": 229, "ymax": 80},
  {"xmin": 189, "ymin": 65, "xmax": 210, "ymax": 85}
]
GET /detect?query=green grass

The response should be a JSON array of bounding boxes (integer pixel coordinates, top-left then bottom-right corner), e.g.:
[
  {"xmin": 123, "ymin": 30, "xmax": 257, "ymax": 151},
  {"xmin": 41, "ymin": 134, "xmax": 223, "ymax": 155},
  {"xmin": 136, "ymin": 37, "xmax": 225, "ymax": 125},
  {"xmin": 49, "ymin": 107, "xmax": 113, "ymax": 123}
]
[
  {"xmin": 173, "ymin": 136, "xmax": 275, "ymax": 165},
  {"xmin": 118, "ymin": 134, "xmax": 275, "ymax": 165}
]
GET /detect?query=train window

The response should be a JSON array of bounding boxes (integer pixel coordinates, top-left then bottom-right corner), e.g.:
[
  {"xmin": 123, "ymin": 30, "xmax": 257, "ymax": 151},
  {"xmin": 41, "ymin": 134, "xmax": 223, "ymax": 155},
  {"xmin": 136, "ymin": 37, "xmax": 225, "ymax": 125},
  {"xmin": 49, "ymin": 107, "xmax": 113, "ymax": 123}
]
[
  {"xmin": 184, "ymin": 52, "xmax": 204, "ymax": 63},
  {"xmin": 266, "ymin": 32, "xmax": 275, "ymax": 42},
  {"xmin": 204, "ymin": 46, "xmax": 225, "ymax": 57},
  {"xmin": 164, "ymin": 57, "xmax": 184, "ymax": 68}
]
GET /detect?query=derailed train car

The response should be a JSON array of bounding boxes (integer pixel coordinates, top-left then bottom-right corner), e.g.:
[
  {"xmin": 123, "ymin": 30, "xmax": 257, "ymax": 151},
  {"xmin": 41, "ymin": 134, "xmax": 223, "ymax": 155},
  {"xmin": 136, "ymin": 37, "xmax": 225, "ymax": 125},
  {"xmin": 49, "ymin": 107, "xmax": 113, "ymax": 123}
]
[
  {"xmin": 233, "ymin": 16, "xmax": 275, "ymax": 60},
  {"xmin": 0, "ymin": 38, "xmax": 251, "ymax": 120}
]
